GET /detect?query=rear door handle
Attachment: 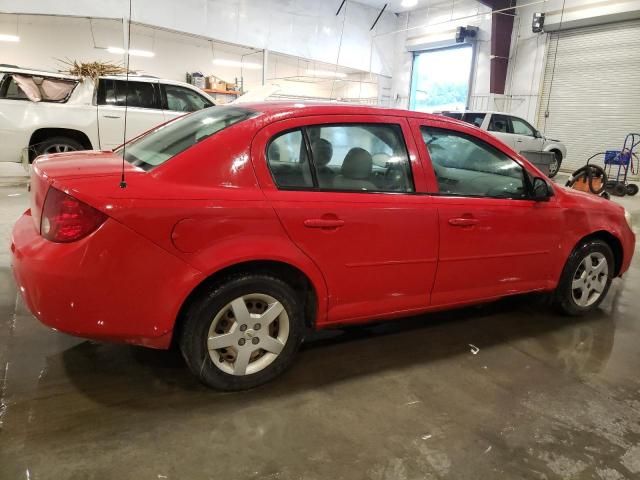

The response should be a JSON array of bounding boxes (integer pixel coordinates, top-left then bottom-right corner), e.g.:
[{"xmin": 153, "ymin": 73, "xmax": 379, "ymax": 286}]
[
  {"xmin": 103, "ymin": 115, "xmax": 121, "ymax": 119},
  {"xmin": 304, "ymin": 218, "xmax": 345, "ymax": 229},
  {"xmin": 448, "ymin": 217, "xmax": 479, "ymax": 227}
]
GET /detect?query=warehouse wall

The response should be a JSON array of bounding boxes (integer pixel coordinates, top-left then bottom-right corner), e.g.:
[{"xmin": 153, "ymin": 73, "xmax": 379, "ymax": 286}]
[
  {"xmin": 388, "ymin": 0, "xmax": 492, "ymax": 110},
  {"xmin": 0, "ymin": 13, "xmax": 383, "ymax": 103},
  {"xmin": 505, "ymin": 0, "xmax": 640, "ymax": 125},
  {"xmin": 0, "ymin": 0, "xmax": 397, "ymax": 76}
]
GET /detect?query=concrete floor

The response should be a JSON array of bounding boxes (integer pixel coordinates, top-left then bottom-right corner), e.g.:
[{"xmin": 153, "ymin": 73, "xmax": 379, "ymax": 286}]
[{"xmin": 1, "ymin": 183, "xmax": 640, "ymax": 480}]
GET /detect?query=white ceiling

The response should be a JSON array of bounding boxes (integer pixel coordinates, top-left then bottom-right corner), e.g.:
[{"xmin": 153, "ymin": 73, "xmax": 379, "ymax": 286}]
[{"xmin": 354, "ymin": 0, "xmax": 457, "ymax": 14}]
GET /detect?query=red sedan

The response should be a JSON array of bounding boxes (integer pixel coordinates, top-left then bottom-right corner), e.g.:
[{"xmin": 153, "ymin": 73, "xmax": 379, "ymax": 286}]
[{"xmin": 11, "ymin": 103, "xmax": 635, "ymax": 390}]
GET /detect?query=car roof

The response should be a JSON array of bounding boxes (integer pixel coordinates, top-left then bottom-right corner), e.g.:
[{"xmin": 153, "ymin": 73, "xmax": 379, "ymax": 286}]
[
  {"xmin": 237, "ymin": 101, "xmax": 465, "ymax": 125},
  {"xmin": 0, "ymin": 66, "xmax": 78, "ymax": 80},
  {"xmin": 0, "ymin": 66, "xmax": 201, "ymax": 89}
]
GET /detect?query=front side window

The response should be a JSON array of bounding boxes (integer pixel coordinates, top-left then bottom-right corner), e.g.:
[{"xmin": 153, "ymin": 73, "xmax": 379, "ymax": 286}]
[
  {"xmin": 421, "ymin": 127, "xmax": 526, "ymax": 198},
  {"xmin": 97, "ymin": 79, "xmax": 159, "ymax": 109},
  {"xmin": 510, "ymin": 117, "xmax": 536, "ymax": 137},
  {"xmin": 164, "ymin": 84, "xmax": 213, "ymax": 112},
  {"xmin": 487, "ymin": 114, "xmax": 510, "ymax": 134},
  {"xmin": 266, "ymin": 123, "xmax": 414, "ymax": 193},
  {"xmin": 118, "ymin": 106, "xmax": 256, "ymax": 170}
]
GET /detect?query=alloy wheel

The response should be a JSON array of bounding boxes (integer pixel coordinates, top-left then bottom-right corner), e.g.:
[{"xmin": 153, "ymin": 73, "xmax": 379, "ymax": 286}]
[
  {"xmin": 571, "ymin": 252, "xmax": 608, "ymax": 307},
  {"xmin": 206, "ymin": 294, "xmax": 289, "ymax": 376},
  {"xmin": 44, "ymin": 144, "xmax": 77, "ymax": 154},
  {"xmin": 549, "ymin": 155, "xmax": 560, "ymax": 176}
]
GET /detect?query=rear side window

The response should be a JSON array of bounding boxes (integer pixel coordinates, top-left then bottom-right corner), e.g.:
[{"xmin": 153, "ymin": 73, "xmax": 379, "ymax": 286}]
[
  {"xmin": 421, "ymin": 127, "xmax": 526, "ymax": 198},
  {"xmin": 0, "ymin": 76, "xmax": 27, "ymax": 99},
  {"xmin": 461, "ymin": 112, "xmax": 486, "ymax": 128},
  {"xmin": 164, "ymin": 84, "xmax": 213, "ymax": 112},
  {"xmin": 267, "ymin": 130, "xmax": 313, "ymax": 188},
  {"xmin": 97, "ymin": 79, "xmax": 160, "ymax": 109},
  {"xmin": 266, "ymin": 123, "xmax": 414, "ymax": 193},
  {"xmin": 119, "ymin": 106, "xmax": 256, "ymax": 170},
  {"xmin": 0, "ymin": 74, "xmax": 76, "ymax": 102}
]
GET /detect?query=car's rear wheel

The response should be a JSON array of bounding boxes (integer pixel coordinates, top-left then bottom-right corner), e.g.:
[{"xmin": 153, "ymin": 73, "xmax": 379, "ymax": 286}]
[
  {"xmin": 553, "ymin": 239, "xmax": 614, "ymax": 316},
  {"xmin": 179, "ymin": 274, "xmax": 304, "ymax": 390},
  {"xmin": 548, "ymin": 151, "xmax": 562, "ymax": 178},
  {"xmin": 33, "ymin": 136, "xmax": 84, "ymax": 160}
]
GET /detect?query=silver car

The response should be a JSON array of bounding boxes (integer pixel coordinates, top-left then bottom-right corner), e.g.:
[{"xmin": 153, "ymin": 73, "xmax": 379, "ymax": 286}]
[{"xmin": 439, "ymin": 111, "xmax": 567, "ymax": 178}]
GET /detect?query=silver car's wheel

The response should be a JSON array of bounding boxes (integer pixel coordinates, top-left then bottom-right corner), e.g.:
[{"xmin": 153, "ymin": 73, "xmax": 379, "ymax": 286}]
[
  {"xmin": 548, "ymin": 152, "xmax": 561, "ymax": 177},
  {"xmin": 207, "ymin": 294, "xmax": 290, "ymax": 376},
  {"xmin": 571, "ymin": 252, "xmax": 608, "ymax": 307}
]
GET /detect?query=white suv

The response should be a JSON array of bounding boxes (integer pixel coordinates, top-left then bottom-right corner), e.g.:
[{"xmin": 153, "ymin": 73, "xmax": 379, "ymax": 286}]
[
  {"xmin": 0, "ymin": 66, "xmax": 215, "ymax": 164},
  {"xmin": 439, "ymin": 111, "xmax": 567, "ymax": 177}
]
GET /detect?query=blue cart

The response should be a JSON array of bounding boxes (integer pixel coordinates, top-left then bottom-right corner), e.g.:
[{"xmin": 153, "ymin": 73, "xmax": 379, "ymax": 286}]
[{"xmin": 603, "ymin": 133, "xmax": 639, "ymax": 196}]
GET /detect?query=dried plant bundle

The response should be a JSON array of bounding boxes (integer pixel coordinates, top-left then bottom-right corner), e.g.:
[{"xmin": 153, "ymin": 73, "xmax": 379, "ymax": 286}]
[{"xmin": 57, "ymin": 59, "xmax": 129, "ymax": 79}]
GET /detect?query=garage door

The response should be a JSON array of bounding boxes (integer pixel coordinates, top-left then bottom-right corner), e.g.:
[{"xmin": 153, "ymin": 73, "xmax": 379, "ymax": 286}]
[{"xmin": 538, "ymin": 19, "xmax": 640, "ymax": 176}]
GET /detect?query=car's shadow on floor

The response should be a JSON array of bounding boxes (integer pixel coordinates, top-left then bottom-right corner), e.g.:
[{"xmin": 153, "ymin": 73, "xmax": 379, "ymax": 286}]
[{"xmin": 53, "ymin": 287, "xmax": 621, "ymax": 412}]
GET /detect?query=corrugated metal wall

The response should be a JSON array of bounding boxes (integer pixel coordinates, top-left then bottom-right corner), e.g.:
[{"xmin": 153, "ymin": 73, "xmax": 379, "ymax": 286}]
[{"xmin": 538, "ymin": 19, "xmax": 640, "ymax": 176}]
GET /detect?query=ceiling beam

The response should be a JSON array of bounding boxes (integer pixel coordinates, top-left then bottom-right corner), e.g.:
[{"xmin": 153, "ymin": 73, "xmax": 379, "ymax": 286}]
[{"xmin": 481, "ymin": 0, "xmax": 517, "ymax": 94}]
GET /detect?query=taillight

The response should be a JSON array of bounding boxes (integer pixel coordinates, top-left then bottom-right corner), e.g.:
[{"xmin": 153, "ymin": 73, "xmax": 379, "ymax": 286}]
[{"xmin": 40, "ymin": 187, "xmax": 107, "ymax": 243}]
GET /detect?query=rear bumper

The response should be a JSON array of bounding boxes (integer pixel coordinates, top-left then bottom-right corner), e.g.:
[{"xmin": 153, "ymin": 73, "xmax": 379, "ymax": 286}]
[{"xmin": 11, "ymin": 211, "xmax": 203, "ymax": 349}]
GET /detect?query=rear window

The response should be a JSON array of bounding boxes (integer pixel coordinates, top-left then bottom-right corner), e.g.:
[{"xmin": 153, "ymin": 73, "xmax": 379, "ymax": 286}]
[{"xmin": 118, "ymin": 106, "xmax": 256, "ymax": 170}]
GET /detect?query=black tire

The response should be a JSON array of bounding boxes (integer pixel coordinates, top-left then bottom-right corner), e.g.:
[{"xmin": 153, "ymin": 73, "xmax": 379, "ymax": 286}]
[
  {"xmin": 626, "ymin": 183, "xmax": 639, "ymax": 196},
  {"xmin": 553, "ymin": 239, "xmax": 614, "ymax": 316},
  {"xmin": 548, "ymin": 151, "xmax": 562, "ymax": 178},
  {"xmin": 613, "ymin": 183, "xmax": 627, "ymax": 197},
  {"xmin": 32, "ymin": 136, "xmax": 84, "ymax": 161},
  {"xmin": 179, "ymin": 273, "xmax": 305, "ymax": 391}
]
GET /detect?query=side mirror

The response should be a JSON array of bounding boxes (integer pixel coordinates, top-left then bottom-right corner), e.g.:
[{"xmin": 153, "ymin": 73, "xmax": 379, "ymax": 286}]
[
  {"xmin": 535, "ymin": 130, "xmax": 543, "ymax": 139},
  {"xmin": 532, "ymin": 177, "xmax": 552, "ymax": 201}
]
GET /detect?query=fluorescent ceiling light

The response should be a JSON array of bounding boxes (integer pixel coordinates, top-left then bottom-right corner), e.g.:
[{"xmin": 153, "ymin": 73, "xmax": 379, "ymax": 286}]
[
  {"xmin": 305, "ymin": 69, "xmax": 347, "ymax": 78},
  {"xmin": 0, "ymin": 34, "xmax": 20, "ymax": 42},
  {"xmin": 401, "ymin": 0, "xmax": 418, "ymax": 7},
  {"xmin": 107, "ymin": 46, "xmax": 155, "ymax": 57},
  {"xmin": 212, "ymin": 58, "xmax": 262, "ymax": 70}
]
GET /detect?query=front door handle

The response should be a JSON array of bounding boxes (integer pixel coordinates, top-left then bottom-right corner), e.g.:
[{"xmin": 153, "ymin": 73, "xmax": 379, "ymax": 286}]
[
  {"xmin": 103, "ymin": 115, "xmax": 121, "ymax": 119},
  {"xmin": 448, "ymin": 217, "xmax": 479, "ymax": 227},
  {"xmin": 304, "ymin": 218, "xmax": 345, "ymax": 229}
]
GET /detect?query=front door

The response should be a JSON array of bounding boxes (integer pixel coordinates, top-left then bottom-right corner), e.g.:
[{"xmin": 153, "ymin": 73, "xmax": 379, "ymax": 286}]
[
  {"xmin": 410, "ymin": 118, "xmax": 563, "ymax": 306},
  {"xmin": 509, "ymin": 115, "xmax": 545, "ymax": 152},
  {"xmin": 252, "ymin": 115, "xmax": 439, "ymax": 325},
  {"xmin": 96, "ymin": 78, "xmax": 165, "ymax": 150}
]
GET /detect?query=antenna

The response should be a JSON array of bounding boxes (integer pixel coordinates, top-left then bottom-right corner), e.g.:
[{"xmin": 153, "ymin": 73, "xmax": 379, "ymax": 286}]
[{"xmin": 119, "ymin": 0, "xmax": 133, "ymax": 189}]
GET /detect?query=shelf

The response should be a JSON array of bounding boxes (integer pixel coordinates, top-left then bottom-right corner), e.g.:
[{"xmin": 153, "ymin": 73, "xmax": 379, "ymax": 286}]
[{"xmin": 203, "ymin": 88, "xmax": 241, "ymax": 96}]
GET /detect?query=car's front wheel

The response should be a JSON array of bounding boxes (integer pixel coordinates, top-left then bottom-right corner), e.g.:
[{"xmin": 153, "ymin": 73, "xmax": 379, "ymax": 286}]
[
  {"xmin": 553, "ymin": 239, "xmax": 614, "ymax": 316},
  {"xmin": 179, "ymin": 273, "xmax": 304, "ymax": 390}
]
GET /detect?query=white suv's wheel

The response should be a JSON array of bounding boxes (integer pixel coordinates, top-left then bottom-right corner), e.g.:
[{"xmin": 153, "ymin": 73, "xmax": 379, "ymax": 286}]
[{"xmin": 180, "ymin": 274, "xmax": 304, "ymax": 390}]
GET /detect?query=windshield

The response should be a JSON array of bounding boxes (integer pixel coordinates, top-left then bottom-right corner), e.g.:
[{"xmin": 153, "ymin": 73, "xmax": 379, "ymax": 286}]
[{"xmin": 118, "ymin": 106, "xmax": 256, "ymax": 170}]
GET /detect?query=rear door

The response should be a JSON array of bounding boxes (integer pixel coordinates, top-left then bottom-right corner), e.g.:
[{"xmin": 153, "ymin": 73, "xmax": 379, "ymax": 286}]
[
  {"xmin": 252, "ymin": 114, "xmax": 439, "ymax": 325},
  {"xmin": 409, "ymin": 117, "xmax": 563, "ymax": 306},
  {"xmin": 96, "ymin": 78, "xmax": 165, "ymax": 149}
]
